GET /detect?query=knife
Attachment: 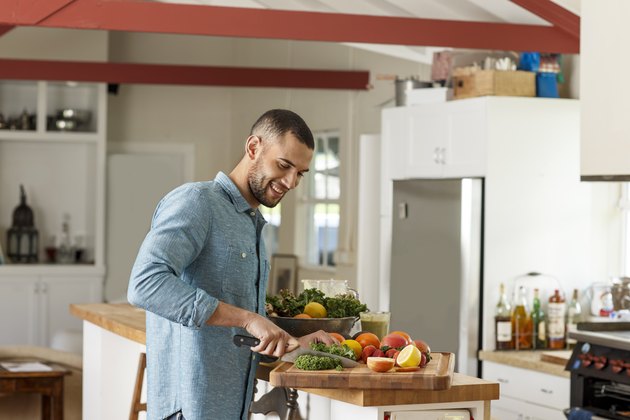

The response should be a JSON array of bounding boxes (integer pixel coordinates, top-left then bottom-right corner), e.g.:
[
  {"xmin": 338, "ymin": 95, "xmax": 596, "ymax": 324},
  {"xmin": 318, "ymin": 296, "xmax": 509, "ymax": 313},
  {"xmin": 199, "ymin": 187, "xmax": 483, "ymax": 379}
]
[{"xmin": 233, "ymin": 334, "xmax": 360, "ymax": 368}]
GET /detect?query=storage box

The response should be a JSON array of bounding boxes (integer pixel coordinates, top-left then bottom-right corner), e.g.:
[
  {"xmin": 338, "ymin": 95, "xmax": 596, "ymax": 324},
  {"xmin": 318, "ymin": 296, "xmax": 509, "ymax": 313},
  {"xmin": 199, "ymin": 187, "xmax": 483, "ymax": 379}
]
[{"xmin": 453, "ymin": 70, "xmax": 535, "ymax": 99}]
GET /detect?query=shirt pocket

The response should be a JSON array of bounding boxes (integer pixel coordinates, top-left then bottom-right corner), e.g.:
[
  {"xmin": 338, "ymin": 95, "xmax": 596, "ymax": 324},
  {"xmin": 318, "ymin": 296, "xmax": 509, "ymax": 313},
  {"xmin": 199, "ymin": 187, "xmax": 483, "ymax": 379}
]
[{"xmin": 222, "ymin": 243, "xmax": 258, "ymax": 298}]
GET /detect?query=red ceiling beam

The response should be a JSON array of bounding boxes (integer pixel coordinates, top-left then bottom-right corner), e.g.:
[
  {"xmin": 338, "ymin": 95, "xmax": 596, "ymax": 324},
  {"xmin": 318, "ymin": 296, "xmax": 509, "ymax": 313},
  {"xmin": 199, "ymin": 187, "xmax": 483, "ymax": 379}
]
[
  {"xmin": 2, "ymin": 0, "xmax": 76, "ymax": 25},
  {"xmin": 0, "ymin": 58, "xmax": 371, "ymax": 90},
  {"xmin": 0, "ymin": 0, "xmax": 579, "ymax": 53},
  {"xmin": 0, "ymin": 25, "xmax": 14, "ymax": 36},
  {"xmin": 510, "ymin": 0, "xmax": 580, "ymax": 39}
]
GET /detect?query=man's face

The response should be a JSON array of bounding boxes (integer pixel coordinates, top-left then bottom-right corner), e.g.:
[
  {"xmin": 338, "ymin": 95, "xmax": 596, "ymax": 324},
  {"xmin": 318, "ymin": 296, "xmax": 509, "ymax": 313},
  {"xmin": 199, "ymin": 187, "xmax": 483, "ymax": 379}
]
[{"xmin": 247, "ymin": 133, "xmax": 313, "ymax": 208}]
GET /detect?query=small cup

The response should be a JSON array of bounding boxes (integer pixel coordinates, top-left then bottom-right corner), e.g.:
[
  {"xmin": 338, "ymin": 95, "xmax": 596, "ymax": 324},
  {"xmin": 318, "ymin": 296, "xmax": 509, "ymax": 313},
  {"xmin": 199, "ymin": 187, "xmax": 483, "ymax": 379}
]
[{"xmin": 359, "ymin": 311, "xmax": 391, "ymax": 339}]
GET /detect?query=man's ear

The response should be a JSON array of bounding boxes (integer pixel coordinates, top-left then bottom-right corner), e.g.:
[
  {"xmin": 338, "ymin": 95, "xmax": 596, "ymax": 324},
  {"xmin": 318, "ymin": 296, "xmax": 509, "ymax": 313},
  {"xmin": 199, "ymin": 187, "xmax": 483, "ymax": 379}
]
[{"xmin": 245, "ymin": 135, "xmax": 261, "ymax": 160}]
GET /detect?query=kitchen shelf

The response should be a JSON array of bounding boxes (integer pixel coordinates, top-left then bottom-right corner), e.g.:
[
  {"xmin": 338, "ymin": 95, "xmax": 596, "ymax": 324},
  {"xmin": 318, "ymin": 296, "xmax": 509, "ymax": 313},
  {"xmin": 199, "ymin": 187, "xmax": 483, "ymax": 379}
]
[
  {"xmin": 0, "ymin": 130, "xmax": 99, "ymax": 143},
  {"xmin": 0, "ymin": 264, "xmax": 106, "ymax": 276}
]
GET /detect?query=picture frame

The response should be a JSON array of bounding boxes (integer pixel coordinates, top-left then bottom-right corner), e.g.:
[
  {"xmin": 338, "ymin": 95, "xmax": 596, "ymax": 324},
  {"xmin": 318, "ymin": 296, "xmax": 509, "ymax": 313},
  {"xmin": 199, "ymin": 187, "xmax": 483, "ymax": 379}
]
[{"xmin": 268, "ymin": 254, "xmax": 298, "ymax": 295}]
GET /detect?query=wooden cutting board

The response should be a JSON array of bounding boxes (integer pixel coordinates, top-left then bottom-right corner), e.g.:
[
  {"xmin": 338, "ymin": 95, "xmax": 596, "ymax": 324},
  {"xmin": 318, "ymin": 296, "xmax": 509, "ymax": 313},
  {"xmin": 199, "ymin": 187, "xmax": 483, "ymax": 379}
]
[
  {"xmin": 269, "ymin": 352, "xmax": 454, "ymax": 390},
  {"xmin": 540, "ymin": 350, "xmax": 572, "ymax": 366}
]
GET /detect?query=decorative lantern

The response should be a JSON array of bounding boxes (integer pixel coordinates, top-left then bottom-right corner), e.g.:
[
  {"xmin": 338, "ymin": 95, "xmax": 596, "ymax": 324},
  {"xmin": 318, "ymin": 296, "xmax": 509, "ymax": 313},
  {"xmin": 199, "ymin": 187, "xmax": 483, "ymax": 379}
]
[{"xmin": 7, "ymin": 185, "xmax": 39, "ymax": 263}]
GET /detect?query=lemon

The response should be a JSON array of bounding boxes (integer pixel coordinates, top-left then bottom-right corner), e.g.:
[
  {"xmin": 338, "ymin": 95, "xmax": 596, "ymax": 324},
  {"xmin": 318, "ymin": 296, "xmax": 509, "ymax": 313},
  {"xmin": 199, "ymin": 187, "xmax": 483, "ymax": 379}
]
[
  {"xmin": 396, "ymin": 344, "xmax": 421, "ymax": 368},
  {"xmin": 340, "ymin": 339, "xmax": 363, "ymax": 359},
  {"xmin": 304, "ymin": 302, "xmax": 327, "ymax": 318}
]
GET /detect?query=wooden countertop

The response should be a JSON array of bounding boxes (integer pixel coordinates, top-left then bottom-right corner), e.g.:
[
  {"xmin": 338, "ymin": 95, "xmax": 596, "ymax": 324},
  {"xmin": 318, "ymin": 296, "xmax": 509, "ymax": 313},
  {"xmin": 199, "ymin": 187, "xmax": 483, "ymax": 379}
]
[
  {"xmin": 478, "ymin": 350, "xmax": 571, "ymax": 378},
  {"xmin": 70, "ymin": 303, "xmax": 146, "ymax": 345},
  {"xmin": 71, "ymin": 303, "xmax": 499, "ymax": 405}
]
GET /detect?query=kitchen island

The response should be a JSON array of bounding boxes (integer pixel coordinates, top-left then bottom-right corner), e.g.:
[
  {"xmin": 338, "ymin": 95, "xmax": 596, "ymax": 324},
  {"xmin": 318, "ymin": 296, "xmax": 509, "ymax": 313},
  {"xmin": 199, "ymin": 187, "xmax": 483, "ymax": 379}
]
[{"xmin": 71, "ymin": 303, "xmax": 499, "ymax": 419}]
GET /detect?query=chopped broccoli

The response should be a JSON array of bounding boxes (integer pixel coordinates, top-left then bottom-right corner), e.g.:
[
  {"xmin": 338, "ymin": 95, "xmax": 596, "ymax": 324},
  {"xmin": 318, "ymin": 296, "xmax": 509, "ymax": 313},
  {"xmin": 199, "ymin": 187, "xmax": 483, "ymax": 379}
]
[{"xmin": 294, "ymin": 354, "xmax": 343, "ymax": 371}]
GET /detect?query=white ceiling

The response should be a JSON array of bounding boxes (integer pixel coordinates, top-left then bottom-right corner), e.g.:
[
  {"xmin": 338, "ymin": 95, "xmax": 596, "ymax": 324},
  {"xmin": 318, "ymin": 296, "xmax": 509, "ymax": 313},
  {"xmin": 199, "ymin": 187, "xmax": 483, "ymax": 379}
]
[{"xmin": 161, "ymin": 0, "xmax": 581, "ymax": 63}]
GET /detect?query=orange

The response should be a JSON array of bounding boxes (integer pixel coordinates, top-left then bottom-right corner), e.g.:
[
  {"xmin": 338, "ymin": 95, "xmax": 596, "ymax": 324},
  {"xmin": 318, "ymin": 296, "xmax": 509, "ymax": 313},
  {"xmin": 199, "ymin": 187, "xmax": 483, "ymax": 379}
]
[
  {"xmin": 355, "ymin": 332, "xmax": 380, "ymax": 350},
  {"xmin": 340, "ymin": 339, "xmax": 362, "ymax": 359},
  {"xmin": 389, "ymin": 330, "xmax": 412, "ymax": 345},
  {"xmin": 294, "ymin": 313, "xmax": 312, "ymax": 319},
  {"xmin": 327, "ymin": 332, "xmax": 345, "ymax": 343}
]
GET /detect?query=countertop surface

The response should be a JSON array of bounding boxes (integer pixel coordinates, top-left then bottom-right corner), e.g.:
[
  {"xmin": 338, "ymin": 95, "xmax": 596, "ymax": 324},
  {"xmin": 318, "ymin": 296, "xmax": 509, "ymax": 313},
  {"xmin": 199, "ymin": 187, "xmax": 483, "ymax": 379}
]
[
  {"xmin": 478, "ymin": 349, "xmax": 570, "ymax": 378},
  {"xmin": 72, "ymin": 303, "xmax": 499, "ymax": 406}
]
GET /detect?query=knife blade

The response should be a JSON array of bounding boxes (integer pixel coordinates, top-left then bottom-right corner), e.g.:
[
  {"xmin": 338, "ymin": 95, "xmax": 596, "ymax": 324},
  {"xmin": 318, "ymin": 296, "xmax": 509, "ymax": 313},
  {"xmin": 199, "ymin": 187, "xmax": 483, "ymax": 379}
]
[{"xmin": 232, "ymin": 334, "xmax": 360, "ymax": 368}]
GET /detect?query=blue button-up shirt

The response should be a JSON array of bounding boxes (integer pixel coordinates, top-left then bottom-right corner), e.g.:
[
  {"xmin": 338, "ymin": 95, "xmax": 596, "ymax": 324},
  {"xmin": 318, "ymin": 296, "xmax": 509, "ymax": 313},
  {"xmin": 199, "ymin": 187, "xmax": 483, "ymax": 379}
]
[{"xmin": 128, "ymin": 172, "xmax": 269, "ymax": 420}]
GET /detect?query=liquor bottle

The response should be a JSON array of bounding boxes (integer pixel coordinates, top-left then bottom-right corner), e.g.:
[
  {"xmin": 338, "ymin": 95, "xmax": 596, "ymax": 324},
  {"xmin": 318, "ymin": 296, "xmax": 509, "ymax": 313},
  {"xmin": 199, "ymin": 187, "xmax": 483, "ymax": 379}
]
[
  {"xmin": 531, "ymin": 288, "xmax": 546, "ymax": 349},
  {"xmin": 548, "ymin": 289, "xmax": 566, "ymax": 349},
  {"xmin": 566, "ymin": 288, "xmax": 582, "ymax": 348},
  {"xmin": 495, "ymin": 283, "xmax": 513, "ymax": 350},
  {"xmin": 512, "ymin": 286, "xmax": 533, "ymax": 350}
]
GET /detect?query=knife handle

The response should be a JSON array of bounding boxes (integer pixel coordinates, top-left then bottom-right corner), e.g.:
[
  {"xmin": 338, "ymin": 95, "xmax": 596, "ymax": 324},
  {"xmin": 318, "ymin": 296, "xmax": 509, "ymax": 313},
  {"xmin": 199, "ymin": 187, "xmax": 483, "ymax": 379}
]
[
  {"xmin": 233, "ymin": 334, "xmax": 260, "ymax": 347},
  {"xmin": 233, "ymin": 334, "xmax": 278, "ymax": 363}
]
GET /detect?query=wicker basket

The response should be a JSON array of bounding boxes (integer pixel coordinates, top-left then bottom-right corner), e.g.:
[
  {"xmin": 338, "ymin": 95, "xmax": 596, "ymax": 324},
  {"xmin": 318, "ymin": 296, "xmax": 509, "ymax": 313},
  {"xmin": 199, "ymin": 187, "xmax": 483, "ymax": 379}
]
[{"xmin": 453, "ymin": 70, "xmax": 535, "ymax": 99}]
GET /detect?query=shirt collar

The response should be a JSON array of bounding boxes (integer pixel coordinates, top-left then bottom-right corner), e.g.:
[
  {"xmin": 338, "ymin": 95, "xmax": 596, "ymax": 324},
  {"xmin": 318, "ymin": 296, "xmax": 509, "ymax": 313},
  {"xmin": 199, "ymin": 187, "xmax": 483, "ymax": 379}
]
[{"xmin": 215, "ymin": 171, "xmax": 257, "ymax": 214}]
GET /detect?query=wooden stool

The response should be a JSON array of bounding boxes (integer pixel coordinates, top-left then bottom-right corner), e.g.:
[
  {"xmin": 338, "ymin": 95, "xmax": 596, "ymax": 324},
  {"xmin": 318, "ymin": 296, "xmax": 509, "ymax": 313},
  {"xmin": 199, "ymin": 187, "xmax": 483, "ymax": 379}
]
[
  {"xmin": 0, "ymin": 360, "xmax": 69, "ymax": 420},
  {"xmin": 129, "ymin": 352, "xmax": 147, "ymax": 420}
]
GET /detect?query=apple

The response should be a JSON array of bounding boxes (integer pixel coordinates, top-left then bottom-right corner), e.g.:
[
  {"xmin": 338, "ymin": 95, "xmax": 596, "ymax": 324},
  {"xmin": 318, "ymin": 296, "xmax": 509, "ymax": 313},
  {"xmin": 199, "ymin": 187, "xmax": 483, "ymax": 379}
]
[
  {"xmin": 412, "ymin": 339, "xmax": 431, "ymax": 355},
  {"xmin": 367, "ymin": 357, "xmax": 395, "ymax": 372},
  {"xmin": 361, "ymin": 345, "xmax": 377, "ymax": 363},
  {"xmin": 381, "ymin": 333, "xmax": 408, "ymax": 350}
]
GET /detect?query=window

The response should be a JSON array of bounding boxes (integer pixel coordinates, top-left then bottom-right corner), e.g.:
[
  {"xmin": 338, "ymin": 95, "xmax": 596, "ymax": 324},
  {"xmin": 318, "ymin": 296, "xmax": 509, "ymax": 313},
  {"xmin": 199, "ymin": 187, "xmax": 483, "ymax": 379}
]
[
  {"xmin": 301, "ymin": 131, "xmax": 340, "ymax": 267},
  {"xmin": 260, "ymin": 204, "xmax": 281, "ymax": 256}
]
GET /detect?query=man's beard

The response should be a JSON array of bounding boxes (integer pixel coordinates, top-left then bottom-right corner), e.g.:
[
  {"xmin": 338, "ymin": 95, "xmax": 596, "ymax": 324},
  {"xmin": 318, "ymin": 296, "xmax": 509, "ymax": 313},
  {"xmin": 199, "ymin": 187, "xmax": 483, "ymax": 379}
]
[{"xmin": 248, "ymin": 161, "xmax": 281, "ymax": 208}]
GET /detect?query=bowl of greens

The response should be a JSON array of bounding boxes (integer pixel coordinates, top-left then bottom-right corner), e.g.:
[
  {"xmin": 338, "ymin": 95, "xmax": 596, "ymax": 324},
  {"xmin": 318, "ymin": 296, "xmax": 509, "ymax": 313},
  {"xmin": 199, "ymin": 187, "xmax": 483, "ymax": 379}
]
[{"xmin": 265, "ymin": 288, "xmax": 368, "ymax": 337}]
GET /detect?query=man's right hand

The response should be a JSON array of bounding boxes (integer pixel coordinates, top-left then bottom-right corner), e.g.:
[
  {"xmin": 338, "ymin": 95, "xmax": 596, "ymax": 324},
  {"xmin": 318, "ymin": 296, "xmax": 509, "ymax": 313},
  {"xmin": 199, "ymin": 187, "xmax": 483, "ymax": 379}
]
[{"xmin": 244, "ymin": 313, "xmax": 299, "ymax": 357}]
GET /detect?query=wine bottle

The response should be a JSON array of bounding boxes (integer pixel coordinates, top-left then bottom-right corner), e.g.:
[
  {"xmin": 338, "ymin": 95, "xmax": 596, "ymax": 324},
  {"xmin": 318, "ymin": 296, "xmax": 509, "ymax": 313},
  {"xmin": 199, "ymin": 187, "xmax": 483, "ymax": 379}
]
[
  {"xmin": 531, "ymin": 288, "xmax": 546, "ymax": 349},
  {"xmin": 512, "ymin": 286, "xmax": 533, "ymax": 350},
  {"xmin": 495, "ymin": 283, "xmax": 513, "ymax": 350},
  {"xmin": 566, "ymin": 288, "xmax": 582, "ymax": 348},
  {"xmin": 548, "ymin": 289, "xmax": 566, "ymax": 349}
]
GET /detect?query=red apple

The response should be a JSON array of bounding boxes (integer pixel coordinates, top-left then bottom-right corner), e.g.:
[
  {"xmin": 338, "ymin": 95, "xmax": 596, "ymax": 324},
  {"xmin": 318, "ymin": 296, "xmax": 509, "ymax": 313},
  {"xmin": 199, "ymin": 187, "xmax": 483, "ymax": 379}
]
[
  {"xmin": 367, "ymin": 357, "xmax": 395, "ymax": 372},
  {"xmin": 412, "ymin": 339, "xmax": 431, "ymax": 355},
  {"xmin": 361, "ymin": 345, "xmax": 377, "ymax": 363},
  {"xmin": 420, "ymin": 353, "xmax": 428, "ymax": 367},
  {"xmin": 381, "ymin": 333, "xmax": 408, "ymax": 350}
]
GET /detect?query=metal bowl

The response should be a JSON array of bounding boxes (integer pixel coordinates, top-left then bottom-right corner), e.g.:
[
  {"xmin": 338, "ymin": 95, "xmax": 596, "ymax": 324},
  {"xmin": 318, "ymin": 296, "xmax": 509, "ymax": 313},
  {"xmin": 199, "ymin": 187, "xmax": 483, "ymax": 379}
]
[{"xmin": 269, "ymin": 316, "xmax": 357, "ymax": 337}]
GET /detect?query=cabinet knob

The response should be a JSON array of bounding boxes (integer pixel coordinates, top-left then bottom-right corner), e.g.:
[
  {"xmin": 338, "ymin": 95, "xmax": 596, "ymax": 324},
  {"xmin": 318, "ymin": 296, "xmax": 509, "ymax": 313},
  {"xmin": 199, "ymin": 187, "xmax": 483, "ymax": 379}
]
[
  {"xmin": 540, "ymin": 388, "xmax": 553, "ymax": 394},
  {"xmin": 497, "ymin": 378, "xmax": 509, "ymax": 384}
]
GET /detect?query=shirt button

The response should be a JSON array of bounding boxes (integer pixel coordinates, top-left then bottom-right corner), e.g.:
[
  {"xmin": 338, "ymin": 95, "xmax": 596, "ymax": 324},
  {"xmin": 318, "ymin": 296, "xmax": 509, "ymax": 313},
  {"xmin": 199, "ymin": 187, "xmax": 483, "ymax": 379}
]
[
  {"xmin": 241, "ymin": 252, "xmax": 247, "ymax": 258},
  {"xmin": 252, "ymin": 355, "xmax": 256, "ymax": 360},
  {"xmin": 250, "ymin": 211, "xmax": 255, "ymax": 217}
]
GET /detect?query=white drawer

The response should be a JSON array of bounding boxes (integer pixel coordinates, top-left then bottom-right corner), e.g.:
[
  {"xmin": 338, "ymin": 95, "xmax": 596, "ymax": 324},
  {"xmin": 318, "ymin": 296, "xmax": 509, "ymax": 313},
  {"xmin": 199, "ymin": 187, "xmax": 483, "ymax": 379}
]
[
  {"xmin": 491, "ymin": 395, "xmax": 566, "ymax": 420},
  {"xmin": 482, "ymin": 361, "xmax": 569, "ymax": 411}
]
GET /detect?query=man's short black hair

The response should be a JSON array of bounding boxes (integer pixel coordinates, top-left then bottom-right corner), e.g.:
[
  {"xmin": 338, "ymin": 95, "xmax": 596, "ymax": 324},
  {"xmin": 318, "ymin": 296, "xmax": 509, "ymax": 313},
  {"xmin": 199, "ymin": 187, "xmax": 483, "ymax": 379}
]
[{"xmin": 250, "ymin": 109, "xmax": 315, "ymax": 150}]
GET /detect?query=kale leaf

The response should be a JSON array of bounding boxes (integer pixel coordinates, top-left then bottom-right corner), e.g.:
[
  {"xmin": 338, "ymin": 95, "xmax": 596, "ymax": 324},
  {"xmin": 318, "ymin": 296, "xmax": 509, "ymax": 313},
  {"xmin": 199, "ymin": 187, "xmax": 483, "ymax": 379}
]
[{"xmin": 310, "ymin": 342, "xmax": 356, "ymax": 360}]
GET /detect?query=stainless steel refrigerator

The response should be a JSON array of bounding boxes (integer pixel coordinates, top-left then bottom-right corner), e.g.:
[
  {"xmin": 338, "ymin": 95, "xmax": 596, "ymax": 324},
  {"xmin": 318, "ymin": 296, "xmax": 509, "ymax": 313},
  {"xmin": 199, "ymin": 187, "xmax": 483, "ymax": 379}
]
[{"xmin": 389, "ymin": 178, "xmax": 483, "ymax": 377}]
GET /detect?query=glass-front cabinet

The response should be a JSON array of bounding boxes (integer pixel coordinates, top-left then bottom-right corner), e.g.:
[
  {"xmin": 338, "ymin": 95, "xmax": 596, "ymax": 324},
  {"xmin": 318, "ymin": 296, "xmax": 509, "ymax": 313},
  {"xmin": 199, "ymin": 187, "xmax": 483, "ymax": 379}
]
[{"xmin": 0, "ymin": 80, "xmax": 105, "ymax": 271}]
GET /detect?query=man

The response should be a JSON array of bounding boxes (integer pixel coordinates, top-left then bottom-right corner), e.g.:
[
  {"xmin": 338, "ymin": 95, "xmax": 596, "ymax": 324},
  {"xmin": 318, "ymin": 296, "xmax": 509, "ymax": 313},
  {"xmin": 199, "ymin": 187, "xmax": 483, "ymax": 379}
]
[{"xmin": 128, "ymin": 109, "xmax": 334, "ymax": 420}]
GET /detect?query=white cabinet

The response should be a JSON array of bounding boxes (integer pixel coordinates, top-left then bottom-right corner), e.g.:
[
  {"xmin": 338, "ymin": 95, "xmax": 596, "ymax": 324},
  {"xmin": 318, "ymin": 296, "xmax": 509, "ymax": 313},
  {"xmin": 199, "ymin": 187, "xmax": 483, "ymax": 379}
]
[
  {"xmin": 580, "ymin": 0, "xmax": 630, "ymax": 178},
  {"xmin": 0, "ymin": 80, "xmax": 106, "ymax": 345},
  {"xmin": 0, "ymin": 273, "xmax": 102, "ymax": 346},
  {"xmin": 483, "ymin": 361, "xmax": 569, "ymax": 420},
  {"xmin": 381, "ymin": 98, "xmax": 486, "ymax": 180}
]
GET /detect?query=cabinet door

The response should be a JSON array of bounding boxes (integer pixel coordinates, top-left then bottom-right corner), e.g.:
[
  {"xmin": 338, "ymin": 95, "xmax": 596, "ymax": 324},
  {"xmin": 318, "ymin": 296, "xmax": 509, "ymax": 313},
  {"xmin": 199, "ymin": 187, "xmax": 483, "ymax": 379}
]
[
  {"xmin": 42, "ymin": 276, "xmax": 102, "ymax": 346},
  {"xmin": 444, "ymin": 103, "xmax": 486, "ymax": 177},
  {"xmin": 382, "ymin": 107, "xmax": 410, "ymax": 181},
  {"xmin": 0, "ymin": 276, "xmax": 39, "ymax": 345},
  {"xmin": 406, "ymin": 106, "xmax": 446, "ymax": 178}
]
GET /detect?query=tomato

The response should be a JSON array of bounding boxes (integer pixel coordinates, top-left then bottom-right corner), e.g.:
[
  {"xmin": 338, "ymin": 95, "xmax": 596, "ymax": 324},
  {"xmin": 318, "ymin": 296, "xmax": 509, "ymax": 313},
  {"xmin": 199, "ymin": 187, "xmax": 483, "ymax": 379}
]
[{"xmin": 327, "ymin": 332, "xmax": 345, "ymax": 343}]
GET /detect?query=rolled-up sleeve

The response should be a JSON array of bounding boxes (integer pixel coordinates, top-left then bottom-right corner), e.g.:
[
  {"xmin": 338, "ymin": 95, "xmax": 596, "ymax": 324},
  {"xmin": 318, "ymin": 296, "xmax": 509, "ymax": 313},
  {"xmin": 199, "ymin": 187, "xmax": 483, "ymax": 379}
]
[{"xmin": 128, "ymin": 184, "xmax": 219, "ymax": 328}]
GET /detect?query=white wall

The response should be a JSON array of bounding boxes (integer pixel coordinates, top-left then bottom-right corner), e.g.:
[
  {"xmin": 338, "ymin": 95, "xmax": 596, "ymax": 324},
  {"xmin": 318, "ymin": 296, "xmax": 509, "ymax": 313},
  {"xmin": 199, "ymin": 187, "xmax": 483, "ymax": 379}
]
[{"xmin": 106, "ymin": 32, "xmax": 429, "ymax": 291}]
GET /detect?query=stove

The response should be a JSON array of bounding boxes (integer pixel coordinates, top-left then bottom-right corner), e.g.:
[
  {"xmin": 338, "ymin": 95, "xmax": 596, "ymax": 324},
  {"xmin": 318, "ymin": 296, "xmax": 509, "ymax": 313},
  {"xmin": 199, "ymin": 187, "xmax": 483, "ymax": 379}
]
[{"xmin": 567, "ymin": 329, "xmax": 630, "ymax": 419}]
